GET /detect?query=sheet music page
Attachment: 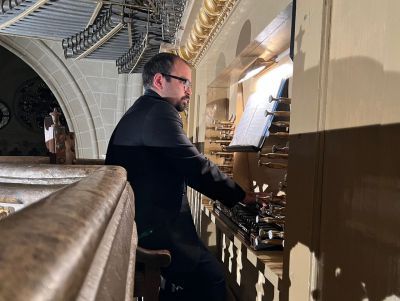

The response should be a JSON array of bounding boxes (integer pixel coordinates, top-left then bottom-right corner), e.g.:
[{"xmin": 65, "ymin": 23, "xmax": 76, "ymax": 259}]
[
  {"xmin": 230, "ymin": 93, "xmax": 258, "ymax": 146},
  {"xmin": 229, "ymin": 56, "xmax": 293, "ymax": 149}
]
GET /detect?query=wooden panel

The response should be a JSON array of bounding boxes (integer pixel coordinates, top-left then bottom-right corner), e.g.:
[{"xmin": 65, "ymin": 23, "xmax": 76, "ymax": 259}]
[
  {"xmin": 201, "ymin": 201, "xmax": 283, "ymax": 301},
  {"xmin": 315, "ymin": 1, "xmax": 400, "ymax": 299},
  {"xmin": 282, "ymin": 0, "xmax": 328, "ymax": 300},
  {"xmin": 319, "ymin": 124, "xmax": 400, "ymax": 300}
]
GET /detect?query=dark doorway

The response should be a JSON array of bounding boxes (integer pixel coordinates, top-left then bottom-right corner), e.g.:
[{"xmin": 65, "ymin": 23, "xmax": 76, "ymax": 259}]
[{"xmin": 0, "ymin": 46, "xmax": 68, "ymax": 156}]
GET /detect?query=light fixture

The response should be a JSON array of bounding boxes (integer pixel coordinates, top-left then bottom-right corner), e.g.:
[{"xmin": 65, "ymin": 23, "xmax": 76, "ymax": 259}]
[{"xmin": 238, "ymin": 57, "xmax": 276, "ymax": 83}]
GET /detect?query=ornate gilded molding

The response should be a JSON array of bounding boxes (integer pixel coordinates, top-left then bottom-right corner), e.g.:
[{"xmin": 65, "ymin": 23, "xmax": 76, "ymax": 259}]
[{"xmin": 177, "ymin": 0, "xmax": 238, "ymax": 66}]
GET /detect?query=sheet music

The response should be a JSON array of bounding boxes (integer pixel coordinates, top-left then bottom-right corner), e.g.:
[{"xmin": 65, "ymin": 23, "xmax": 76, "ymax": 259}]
[
  {"xmin": 230, "ymin": 93, "xmax": 275, "ymax": 146},
  {"xmin": 229, "ymin": 56, "xmax": 293, "ymax": 149}
]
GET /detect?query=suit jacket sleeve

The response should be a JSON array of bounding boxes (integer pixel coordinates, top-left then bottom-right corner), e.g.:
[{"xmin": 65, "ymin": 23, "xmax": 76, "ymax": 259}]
[{"xmin": 142, "ymin": 101, "xmax": 245, "ymax": 207}]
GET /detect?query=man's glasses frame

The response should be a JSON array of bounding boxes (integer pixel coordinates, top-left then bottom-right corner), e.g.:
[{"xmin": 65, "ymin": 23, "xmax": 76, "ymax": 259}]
[{"xmin": 161, "ymin": 73, "xmax": 192, "ymax": 89}]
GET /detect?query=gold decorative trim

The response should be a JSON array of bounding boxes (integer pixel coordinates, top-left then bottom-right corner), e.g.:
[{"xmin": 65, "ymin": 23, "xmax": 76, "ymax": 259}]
[
  {"xmin": 177, "ymin": 0, "xmax": 238, "ymax": 66},
  {"xmin": 0, "ymin": 0, "xmax": 50, "ymax": 30}
]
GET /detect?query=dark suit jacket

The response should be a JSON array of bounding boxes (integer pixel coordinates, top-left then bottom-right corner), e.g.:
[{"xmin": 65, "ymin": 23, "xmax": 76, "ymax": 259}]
[{"xmin": 106, "ymin": 90, "xmax": 245, "ymax": 273}]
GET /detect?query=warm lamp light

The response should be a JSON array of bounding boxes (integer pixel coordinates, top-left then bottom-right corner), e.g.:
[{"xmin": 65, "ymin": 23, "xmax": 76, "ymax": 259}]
[{"xmin": 238, "ymin": 58, "xmax": 275, "ymax": 84}]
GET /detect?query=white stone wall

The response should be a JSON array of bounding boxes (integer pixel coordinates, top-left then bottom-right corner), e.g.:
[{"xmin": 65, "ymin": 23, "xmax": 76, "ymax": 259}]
[{"xmin": 0, "ymin": 35, "xmax": 143, "ymax": 159}]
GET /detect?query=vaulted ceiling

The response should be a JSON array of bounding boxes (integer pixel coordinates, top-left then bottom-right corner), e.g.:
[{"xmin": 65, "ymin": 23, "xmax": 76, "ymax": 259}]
[{"xmin": 0, "ymin": 0, "xmax": 187, "ymax": 73}]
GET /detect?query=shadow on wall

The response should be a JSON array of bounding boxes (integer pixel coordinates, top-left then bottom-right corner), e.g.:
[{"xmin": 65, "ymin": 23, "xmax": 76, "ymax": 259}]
[
  {"xmin": 236, "ymin": 20, "xmax": 252, "ymax": 56},
  {"xmin": 215, "ymin": 53, "xmax": 226, "ymax": 79},
  {"xmin": 281, "ymin": 26, "xmax": 400, "ymax": 301}
]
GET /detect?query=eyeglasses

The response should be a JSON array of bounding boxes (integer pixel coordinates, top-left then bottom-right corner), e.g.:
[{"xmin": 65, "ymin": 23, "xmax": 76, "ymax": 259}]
[{"xmin": 161, "ymin": 73, "xmax": 192, "ymax": 89}]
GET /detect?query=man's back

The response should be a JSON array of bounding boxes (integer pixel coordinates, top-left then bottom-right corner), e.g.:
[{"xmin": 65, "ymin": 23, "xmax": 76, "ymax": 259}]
[
  {"xmin": 106, "ymin": 91, "xmax": 187, "ymax": 234},
  {"xmin": 106, "ymin": 53, "xmax": 249, "ymax": 300}
]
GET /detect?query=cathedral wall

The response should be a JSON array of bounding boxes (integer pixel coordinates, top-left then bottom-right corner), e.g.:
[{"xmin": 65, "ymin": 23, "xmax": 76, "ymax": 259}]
[{"xmin": 0, "ymin": 35, "xmax": 142, "ymax": 159}]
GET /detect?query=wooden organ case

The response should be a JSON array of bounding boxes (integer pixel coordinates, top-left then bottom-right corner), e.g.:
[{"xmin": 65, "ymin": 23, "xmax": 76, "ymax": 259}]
[
  {"xmin": 186, "ymin": 1, "xmax": 400, "ymax": 300},
  {"xmin": 201, "ymin": 73, "xmax": 292, "ymax": 301},
  {"xmin": 193, "ymin": 4, "xmax": 295, "ymax": 301}
]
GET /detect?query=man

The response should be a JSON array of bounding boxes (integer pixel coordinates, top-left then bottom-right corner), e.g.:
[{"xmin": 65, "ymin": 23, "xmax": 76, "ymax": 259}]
[{"xmin": 106, "ymin": 53, "xmax": 254, "ymax": 300}]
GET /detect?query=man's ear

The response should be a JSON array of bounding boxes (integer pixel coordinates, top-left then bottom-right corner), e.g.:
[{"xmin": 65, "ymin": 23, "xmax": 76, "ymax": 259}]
[{"xmin": 153, "ymin": 73, "xmax": 164, "ymax": 90}]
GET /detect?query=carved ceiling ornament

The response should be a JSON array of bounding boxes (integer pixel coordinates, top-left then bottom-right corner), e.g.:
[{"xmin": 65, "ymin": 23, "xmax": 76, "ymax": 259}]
[{"xmin": 177, "ymin": 0, "xmax": 238, "ymax": 66}]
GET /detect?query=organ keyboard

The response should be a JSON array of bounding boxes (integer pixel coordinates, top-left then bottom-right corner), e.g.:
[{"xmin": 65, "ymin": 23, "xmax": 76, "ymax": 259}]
[
  {"xmin": 208, "ymin": 90, "xmax": 291, "ymax": 252},
  {"xmin": 213, "ymin": 190, "xmax": 286, "ymax": 251}
]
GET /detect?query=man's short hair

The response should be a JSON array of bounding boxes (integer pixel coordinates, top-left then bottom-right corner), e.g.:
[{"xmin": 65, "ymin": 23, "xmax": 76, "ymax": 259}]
[{"xmin": 142, "ymin": 53, "xmax": 188, "ymax": 89}]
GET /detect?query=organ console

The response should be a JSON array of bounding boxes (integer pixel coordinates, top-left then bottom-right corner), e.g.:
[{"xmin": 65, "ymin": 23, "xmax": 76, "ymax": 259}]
[
  {"xmin": 272, "ymin": 143, "xmax": 289, "ymax": 154},
  {"xmin": 265, "ymin": 110, "xmax": 290, "ymax": 118},
  {"xmin": 258, "ymin": 152, "xmax": 289, "ymax": 159},
  {"xmin": 205, "ymin": 113, "xmax": 235, "ymax": 178},
  {"xmin": 258, "ymin": 161, "xmax": 288, "ymax": 169},
  {"xmin": 209, "ymin": 139, "xmax": 232, "ymax": 145},
  {"xmin": 272, "ymin": 121, "xmax": 290, "ymax": 128},
  {"xmin": 268, "ymin": 132, "xmax": 290, "ymax": 138},
  {"xmin": 213, "ymin": 120, "xmax": 235, "ymax": 126},
  {"xmin": 207, "ymin": 124, "xmax": 235, "ymax": 130},
  {"xmin": 202, "ymin": 76, "xmax": 291, "ymax": 259},
  {"xmin": 268, "ymin": 95, "xmax": 292, "ymax": 105},
  {"xmin": 210, "ymin": 151, "xmax": 234, "ymax": 157},
  {"xmin": 195, "ymin": 45, "xmax": 293, "ymax": 300}
]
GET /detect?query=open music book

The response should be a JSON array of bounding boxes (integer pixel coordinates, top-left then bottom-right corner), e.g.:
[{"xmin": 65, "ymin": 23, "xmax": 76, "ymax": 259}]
[{"xmin": 226, "ymin": 56, "xmax": 293, "ymax": 152}]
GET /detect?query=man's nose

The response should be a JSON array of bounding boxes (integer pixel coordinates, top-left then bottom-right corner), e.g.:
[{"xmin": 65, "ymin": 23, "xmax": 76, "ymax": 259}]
[{"xmin": 185, "ymin": 85, "xmax": 192, "ymax": 95}]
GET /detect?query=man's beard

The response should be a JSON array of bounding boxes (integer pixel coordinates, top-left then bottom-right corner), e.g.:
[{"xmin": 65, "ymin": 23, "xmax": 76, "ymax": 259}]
[{"xmin": 175, "ymin": 97, "xmax": 189, "ymax": 112}]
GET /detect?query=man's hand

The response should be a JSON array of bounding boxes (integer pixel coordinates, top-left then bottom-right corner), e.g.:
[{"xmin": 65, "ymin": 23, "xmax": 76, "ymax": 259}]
[{"xmin": 241, "ymin": 192, "xmax": 272, "ymax": 205}]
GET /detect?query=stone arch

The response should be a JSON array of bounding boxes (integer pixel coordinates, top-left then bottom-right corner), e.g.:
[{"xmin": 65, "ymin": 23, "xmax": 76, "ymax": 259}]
[{"xmin": 0, "ymin": 36, "xmax": 99, "ymax": 158}]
